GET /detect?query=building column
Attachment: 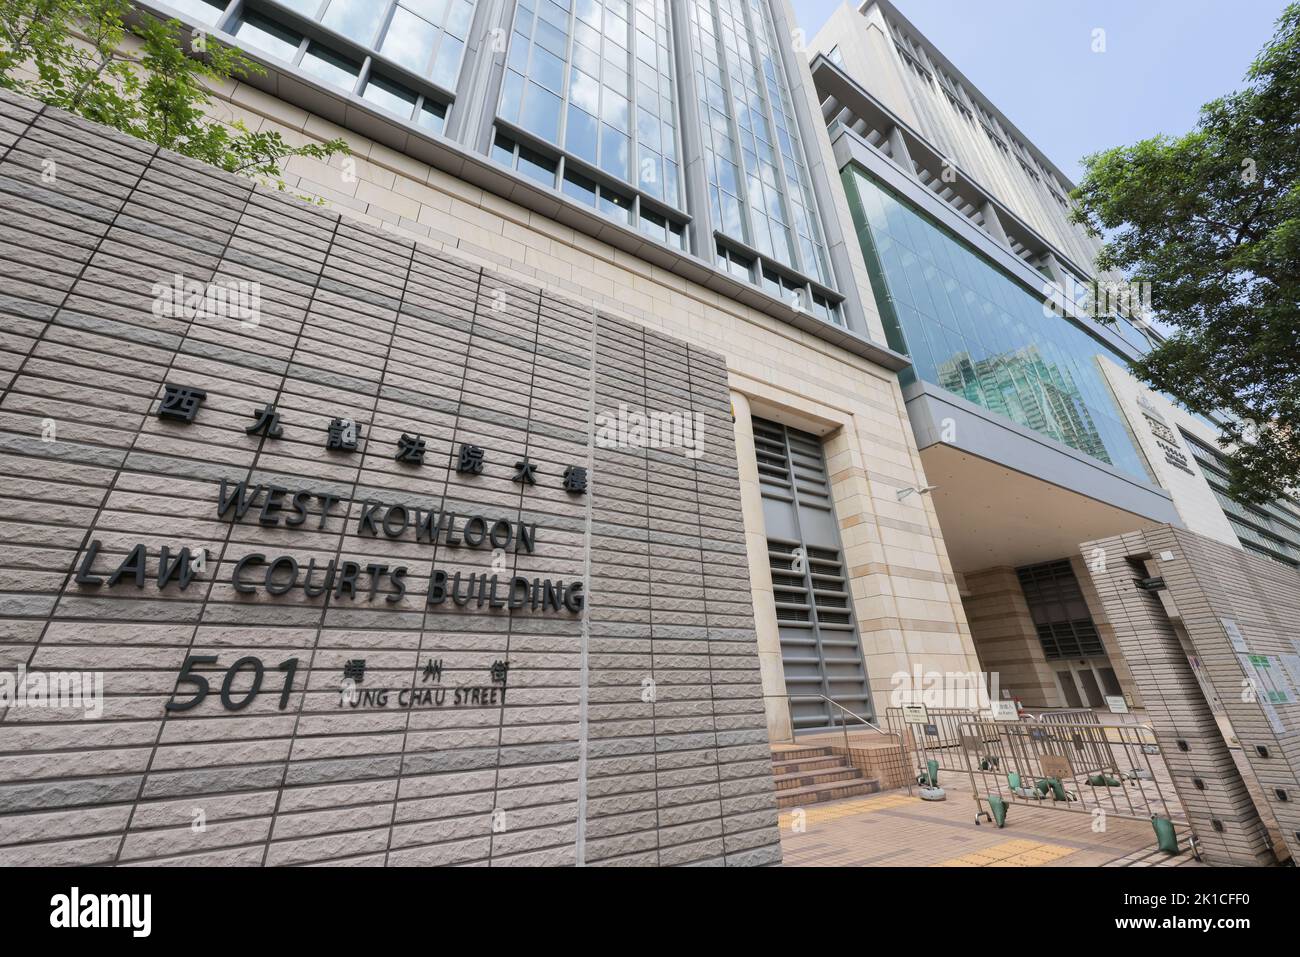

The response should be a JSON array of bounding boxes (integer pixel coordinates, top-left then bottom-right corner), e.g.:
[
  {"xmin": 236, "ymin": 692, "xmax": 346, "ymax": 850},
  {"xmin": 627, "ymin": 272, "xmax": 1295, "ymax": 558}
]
[
  {"xmin": 960, "ymin": 566, "xmax": 1061, "ymax": 708},
  {"xmin": 731, "ymin": 391, "xmax": 792, "ymax": 743}
]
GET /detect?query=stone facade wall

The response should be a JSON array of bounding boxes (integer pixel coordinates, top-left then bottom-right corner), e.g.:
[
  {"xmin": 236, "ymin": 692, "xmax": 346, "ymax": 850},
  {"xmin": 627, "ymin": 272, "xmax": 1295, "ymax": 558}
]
[
  {"xmin": 958, "ymin": 560, "xmax": 1144, "ymax": 713},
  {"xmin": 959, "ymin": 566, "xmax": 1060, "ymax": 708},
  {"xmin": 1068, "ymin": 554, "xmax": 1142, "ymax": 709},
  {"xmin": 0, "ymin": 90, "xmax": 778, "ymax": 865},
  {"xmin": 1097, "ymin": 357, "xmax": 1240, "ymax": 549}
]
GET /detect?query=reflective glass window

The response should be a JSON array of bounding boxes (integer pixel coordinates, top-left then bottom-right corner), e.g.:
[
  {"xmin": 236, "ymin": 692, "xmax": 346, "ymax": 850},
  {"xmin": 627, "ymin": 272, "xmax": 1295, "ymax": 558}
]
[
  {"xmin": 498, "ymin": 0, "xmax": 682, "ymax": 210},
  {"xmin": 299, "ymin": 43, "xmax": 361, "ymax": 91},
  {"xmin": 362, "ymin": 74, "xmax": 418, "ymax": 119},
  {"xmin": 233, "ymin": 12, "xmax": 303, "ymax": 61},
  {"xmin": 169, "ymin": 0, "xmax": 226, "ymax": 26},
  {"xmin": 283, "ymin": 0, "xmax": 476, "ymax": 91},
  {"xmin": 685, "ymin": 0, "xmax": 831, "ymax": 285},
  {"xmin": 321, "ymin": 0, "xmax": 386, "ymax": 45},
  {"xmin": 844, "ymin": 165, "xmax": 1153, "ymax": 482}
]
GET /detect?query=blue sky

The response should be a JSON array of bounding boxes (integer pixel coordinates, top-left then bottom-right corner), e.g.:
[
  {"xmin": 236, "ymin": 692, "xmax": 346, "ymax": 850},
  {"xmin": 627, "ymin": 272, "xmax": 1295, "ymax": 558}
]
[{"xmin": 791, "ymin": 0, "xmax": 1292, "ymax": 183}]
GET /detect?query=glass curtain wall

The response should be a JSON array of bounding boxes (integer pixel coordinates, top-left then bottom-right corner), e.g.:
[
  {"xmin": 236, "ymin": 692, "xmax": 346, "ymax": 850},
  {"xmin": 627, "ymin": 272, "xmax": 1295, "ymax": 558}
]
[
  {"xmin": 273, "ymin": 0, "xmax": 475, "ymax": 91},
  {"xmin": 685, "ymin": 0, "xmax": 831, "ymax": 286},
  {"xmin": 226, "ymin": 0, "xmax": 476, "ymax": 134},
  {"xmin": 185, "ymin": 0, "xmax": 847, "ymax": 313},
  {"xmin": 843, "ymin": 164, "xmax": 1152, "ymax": 483},
  {"xmin": 498, "ymin": 0, "xmax": 683, "ymax": 210}
]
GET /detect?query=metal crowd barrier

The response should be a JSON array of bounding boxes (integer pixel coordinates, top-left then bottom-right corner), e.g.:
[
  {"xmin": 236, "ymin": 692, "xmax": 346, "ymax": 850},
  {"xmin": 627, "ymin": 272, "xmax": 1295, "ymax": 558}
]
[
  {"xmin": 958, "ymin": 718, "xmax": 1181, "ymax": 828},
  {"xmin": 885, "ymin": 706, "xmax": 996, "ymax": 795},
  {"xmin": 886, "ymin": 704, "xmax": 1185, "ymax": 854}
]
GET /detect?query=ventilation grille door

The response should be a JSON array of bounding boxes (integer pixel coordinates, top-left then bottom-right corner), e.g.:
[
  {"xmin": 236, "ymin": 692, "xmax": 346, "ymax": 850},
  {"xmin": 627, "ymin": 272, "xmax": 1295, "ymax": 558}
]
[
  {"xmin": 785, "ymin": 429, "xmax": 833, "ymax": 512},
  {"xmin": 756, "ymin": 415, "xmax": 873, "ymax": 731},
  {"xmin": 753, "ymin": 418, "xmax": 833, "ymax": 510},
  {"xmin": 769, "ymin": 539, "xmax": 873, "ymax": 731},
  {"xmin": 754, "ymin": 418, "xmax": 795, "ymax": 501}
]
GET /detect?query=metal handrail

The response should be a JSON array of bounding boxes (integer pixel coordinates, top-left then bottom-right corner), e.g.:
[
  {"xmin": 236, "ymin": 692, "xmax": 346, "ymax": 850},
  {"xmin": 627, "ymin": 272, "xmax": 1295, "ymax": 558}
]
[
  {"xmin": 764, "ymin": 693, "xmax": 890, "ymax": 759},
  {"xmin": 815, "ymin": 695, "xmax": 889, "ymax": 736}
]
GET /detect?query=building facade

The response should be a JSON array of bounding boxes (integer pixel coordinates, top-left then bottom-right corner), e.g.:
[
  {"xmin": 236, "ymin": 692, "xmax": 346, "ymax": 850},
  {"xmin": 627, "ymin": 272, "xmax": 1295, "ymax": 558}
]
[
  {"xmin": 0, "ymin": 0, "xmax": 993, "ymax": 866},
  {"xmin": 5, "ymin": 0, "xmax": 1291, "ymax": 867},
  {"xmin": 810, "ymin": 0, "xmax": 1300, "ymax": 712}
]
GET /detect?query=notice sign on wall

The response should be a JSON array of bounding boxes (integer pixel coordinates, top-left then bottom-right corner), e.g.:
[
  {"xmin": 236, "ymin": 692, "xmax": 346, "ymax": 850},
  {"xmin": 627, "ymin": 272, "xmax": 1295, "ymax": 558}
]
[
  {"xmin": 1224, "ymin": 617, "xmax": 1300, "ymax": 737},
  {"xmin": 990, "ymin": 701, "xmax": 1019, "ymax": 721}
]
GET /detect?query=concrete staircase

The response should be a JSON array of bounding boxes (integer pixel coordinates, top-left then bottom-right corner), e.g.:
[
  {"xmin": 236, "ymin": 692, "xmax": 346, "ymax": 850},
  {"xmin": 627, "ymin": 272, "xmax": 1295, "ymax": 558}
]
[{"xmin": 771, "ymin": 744, "xmax": 879, "ymax": 809}]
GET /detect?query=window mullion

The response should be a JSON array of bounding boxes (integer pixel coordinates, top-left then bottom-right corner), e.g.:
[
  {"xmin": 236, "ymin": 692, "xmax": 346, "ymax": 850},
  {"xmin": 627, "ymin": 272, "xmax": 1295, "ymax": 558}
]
[
  {"xmin": 738, "ymin": 0, "xmax": 805, "ymax": 279},
  {"xmin": 371, "ymin": 0, "xmax": 400, "ymax": 50}
]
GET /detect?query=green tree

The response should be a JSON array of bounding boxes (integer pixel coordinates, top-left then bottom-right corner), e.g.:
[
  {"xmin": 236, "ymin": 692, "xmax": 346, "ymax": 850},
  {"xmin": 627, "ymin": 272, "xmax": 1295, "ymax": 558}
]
[
  {"xmin": 1072, "ymin": 4, "xmax": 1300, "ymax": 504},
  {"xmin": 0, "ymin": 0, "xmax": 347, "ymax": 192}
]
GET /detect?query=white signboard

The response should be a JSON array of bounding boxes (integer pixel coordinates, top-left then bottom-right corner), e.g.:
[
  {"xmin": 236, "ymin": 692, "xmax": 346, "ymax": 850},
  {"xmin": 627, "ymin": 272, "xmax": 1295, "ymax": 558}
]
[
  {"xmin": 1221, "ymin": 617, "xmax": 1248, "ymax": 653},
  {"xmin": 990, "ymin": 700, "xmax": 1019, "ymax": 721},
  {"xmin": 1105, "ymin": 695, "xmax": 1129, "ymax": 714},
  {"xmin": 901, "ymin": 705, "xmax": 929, "ymax": 725}
]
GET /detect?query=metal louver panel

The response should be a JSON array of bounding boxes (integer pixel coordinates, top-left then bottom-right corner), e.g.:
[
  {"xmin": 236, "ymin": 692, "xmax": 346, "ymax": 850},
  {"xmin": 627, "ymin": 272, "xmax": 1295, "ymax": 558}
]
[
  {"xmin": 768, "ymin": 540, "xmax": 872, "ymax": 730},
  {"xmin": 785, "ymin": 430, "xmax": 833, "ymax": 512},
  {"xmin": 753, "ymin": 418, "xmax": 795, "ymax": 501},
  {"xmin": 753, "ymin": 417, "xmax": 833, "ymax": 510},
  {"xmin": 755, "ymin": 415, "xmax": 872, "ymax": 732}
]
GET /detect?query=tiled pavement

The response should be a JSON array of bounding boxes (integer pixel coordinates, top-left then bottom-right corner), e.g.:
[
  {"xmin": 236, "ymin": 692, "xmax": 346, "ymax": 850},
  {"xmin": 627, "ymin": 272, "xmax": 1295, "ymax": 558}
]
[{"xmin": 780, "ymin": 789, "xmax": 1204, "ymax": 867}]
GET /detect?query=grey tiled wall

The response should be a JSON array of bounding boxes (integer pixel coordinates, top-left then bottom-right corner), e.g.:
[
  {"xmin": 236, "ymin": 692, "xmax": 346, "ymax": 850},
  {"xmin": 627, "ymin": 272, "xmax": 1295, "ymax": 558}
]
[
  {"xmin": 1086, "ymin": 525, "xmax": 1299, "ymax": 866},
  {"xmin": 0, "ymin": 91, "xmax": 780, "ymax": 865}
]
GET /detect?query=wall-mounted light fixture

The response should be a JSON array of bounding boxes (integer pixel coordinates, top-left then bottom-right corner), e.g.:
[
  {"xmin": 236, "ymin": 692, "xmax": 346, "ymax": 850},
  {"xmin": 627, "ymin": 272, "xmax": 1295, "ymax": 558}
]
[{"xmin": 896, "ymin": 484, "xmax": 939, "ymax": 502}]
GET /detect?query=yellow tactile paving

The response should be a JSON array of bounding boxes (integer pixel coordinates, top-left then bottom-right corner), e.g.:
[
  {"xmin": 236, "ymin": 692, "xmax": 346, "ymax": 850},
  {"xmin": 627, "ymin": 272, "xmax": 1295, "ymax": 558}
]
[
  {"xmin": 933, "ymin": 838, "xmax": 1077, "ymax": 867},
  {"xmin": 778, "ymin": 793, "xmax": 914, "ymax": 828},
  {"xmin": 778, "ymin": 784, "xmax": 1199, "ymax": 867}
]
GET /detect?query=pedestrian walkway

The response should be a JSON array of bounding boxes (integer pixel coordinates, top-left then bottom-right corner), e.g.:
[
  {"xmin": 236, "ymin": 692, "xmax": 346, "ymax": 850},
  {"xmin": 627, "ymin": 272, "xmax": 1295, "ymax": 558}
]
[{"xmin": 779, "ymin": 788, "xmax": 1202, "ymax": 867}]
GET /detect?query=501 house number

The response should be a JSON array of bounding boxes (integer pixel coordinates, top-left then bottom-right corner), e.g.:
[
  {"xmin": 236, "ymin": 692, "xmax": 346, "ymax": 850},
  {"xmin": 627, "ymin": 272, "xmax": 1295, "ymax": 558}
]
[{"xmin": 165, "ymin": 655, "xmax": 300, "ymax": 712}]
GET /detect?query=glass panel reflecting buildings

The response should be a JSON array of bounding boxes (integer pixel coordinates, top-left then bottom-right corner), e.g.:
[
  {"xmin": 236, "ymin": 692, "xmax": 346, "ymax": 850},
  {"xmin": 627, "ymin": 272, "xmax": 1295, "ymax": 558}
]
[
  {"xmin": 686, "ymin": 0, "xmax": 831, "ymax": 285},
  {"xmin": 225, "ymin": 0, "xmax": 476, "ymax": 135},
  {"xmin": 842, "ymin": 165, "xmax": 1153, "ymax": 483},
  {"xmin": 263, "ymin": 0, "xmax": 475, "ymax": 92},
  {"xmin": 172, "ymin": 0, "xmax": 844, "ymax": 320},
  {"xmin": 500, "ymin": 0, "xmax": 682, "ymax": 210}
]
